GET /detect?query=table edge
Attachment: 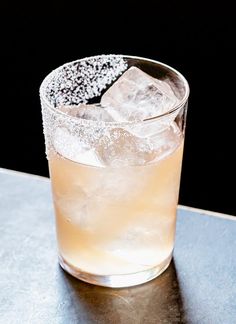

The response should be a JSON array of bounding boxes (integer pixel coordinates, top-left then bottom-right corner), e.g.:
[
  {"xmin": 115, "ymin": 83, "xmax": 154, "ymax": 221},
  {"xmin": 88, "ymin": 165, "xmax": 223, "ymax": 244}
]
[
  {"xmin": 0, "ymin": 167, "xmax": 50, "ymax": 182},
  {"xmin": 0, "ymin": 168, "xmax": 235, "ymax": 220},
  {"xmin": 178, "ymin": 205, "xmax": 236, "ymax": 221}
]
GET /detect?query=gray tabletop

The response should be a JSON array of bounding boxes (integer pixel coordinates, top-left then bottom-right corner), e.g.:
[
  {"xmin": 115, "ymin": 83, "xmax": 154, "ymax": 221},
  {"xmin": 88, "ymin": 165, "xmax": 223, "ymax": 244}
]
[{"xmin": 0, "ymin": 168, "xmax": 236, "ymax": 324}]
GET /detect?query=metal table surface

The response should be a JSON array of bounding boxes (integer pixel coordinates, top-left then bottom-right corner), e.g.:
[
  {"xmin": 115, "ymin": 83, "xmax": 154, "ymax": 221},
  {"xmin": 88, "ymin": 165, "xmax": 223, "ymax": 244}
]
[{"xmin": 0, "ymin": 168, "xmax": 236, "ymax": 324}]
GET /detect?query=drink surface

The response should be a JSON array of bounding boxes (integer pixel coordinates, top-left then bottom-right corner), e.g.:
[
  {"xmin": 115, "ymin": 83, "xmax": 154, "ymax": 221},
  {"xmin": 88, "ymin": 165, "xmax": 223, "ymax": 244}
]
[{"xmin": 49, "ymin": 139, "xmax": 183, "ymax": 275}]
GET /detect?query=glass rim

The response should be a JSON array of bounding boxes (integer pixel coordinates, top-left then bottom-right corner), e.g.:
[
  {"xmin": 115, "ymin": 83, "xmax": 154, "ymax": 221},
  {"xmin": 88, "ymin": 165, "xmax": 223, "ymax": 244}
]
[{"xmin": 40, "ymin": 54, "xmax": 190, "ymax": 126}]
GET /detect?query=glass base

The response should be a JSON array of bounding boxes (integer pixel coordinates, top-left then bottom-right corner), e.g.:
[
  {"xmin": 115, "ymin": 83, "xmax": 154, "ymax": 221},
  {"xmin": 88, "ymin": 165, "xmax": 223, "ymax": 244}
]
[{"xmin": 58, "ymin": 253, "xmax": 172, "ymax": 288}]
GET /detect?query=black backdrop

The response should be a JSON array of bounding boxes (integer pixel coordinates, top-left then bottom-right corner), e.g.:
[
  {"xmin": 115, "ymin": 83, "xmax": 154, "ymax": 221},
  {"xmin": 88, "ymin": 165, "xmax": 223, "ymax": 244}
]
[{"xmin": 1, "ymin": 2, "xmax": 235, "ymax": 215}]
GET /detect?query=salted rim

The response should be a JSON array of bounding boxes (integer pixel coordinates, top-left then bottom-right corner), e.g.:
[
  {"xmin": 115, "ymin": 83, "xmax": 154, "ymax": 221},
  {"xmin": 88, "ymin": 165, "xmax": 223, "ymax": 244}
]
[{"xmin": 39, "ymin": 54, "xmax": 190, "ymax": 126}]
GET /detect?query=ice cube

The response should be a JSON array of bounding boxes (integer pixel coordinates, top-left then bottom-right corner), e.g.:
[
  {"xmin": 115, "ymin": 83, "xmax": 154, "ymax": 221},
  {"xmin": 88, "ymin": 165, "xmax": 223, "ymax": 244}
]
[
  {"xmin": 109, "ymin": 227, "xmax": 171, "ymax": 267},
  {"xmin": 53, "ymin": 127, "xmax": 104, "ymax": 166},
  {"xmin": 101, "ymin": 66, "xmax": 179, "ymax": 121},
  {"xmin": 54, "ymin": 188, "xmax": 88, "ymax": 227},
  {"xmin": 96, "ymin": 128, "xmax": 156, "ymax": 166},
  {"xmin": 59, "ymin": 104, "xmax": 114, "ymax": 122},
  {"xmin": 150, "ymin": 122, "xmax": 183, "ymax": 162},
  {"xmin": 128, "ymin": 117, "xmax": 176, "ymax": 138}
]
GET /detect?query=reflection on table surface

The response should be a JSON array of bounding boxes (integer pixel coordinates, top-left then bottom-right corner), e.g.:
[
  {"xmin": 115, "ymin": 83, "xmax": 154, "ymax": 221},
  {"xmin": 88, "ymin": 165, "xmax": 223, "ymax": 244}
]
[{"xmin": 58, "ymin": 260, "xmax": 182, "ymax": 324}]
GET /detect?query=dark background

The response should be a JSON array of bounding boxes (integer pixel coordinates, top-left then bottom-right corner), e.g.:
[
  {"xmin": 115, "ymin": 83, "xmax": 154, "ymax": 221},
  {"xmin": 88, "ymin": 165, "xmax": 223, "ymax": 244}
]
[{"xmin": 1, "ymin": 2, "xmax": 235, "ymax": 215}]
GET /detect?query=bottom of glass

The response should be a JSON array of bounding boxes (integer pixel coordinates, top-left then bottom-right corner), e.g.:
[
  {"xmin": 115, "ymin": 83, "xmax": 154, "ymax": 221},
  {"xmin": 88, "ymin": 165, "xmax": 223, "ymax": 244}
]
[{"xmin": 58, "ymin": 252, "xmax": 172, "ymax": 288}]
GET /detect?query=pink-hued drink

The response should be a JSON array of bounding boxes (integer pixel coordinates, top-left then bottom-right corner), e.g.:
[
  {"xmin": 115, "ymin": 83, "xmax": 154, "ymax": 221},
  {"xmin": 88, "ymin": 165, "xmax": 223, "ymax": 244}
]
[
  {"xmin": 49, "ymin": 138, "xmax": 183, "ymax": 276},
  {"xmin": 40, "ymin": 55, "xmax": 189, "ymax": 287}
]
